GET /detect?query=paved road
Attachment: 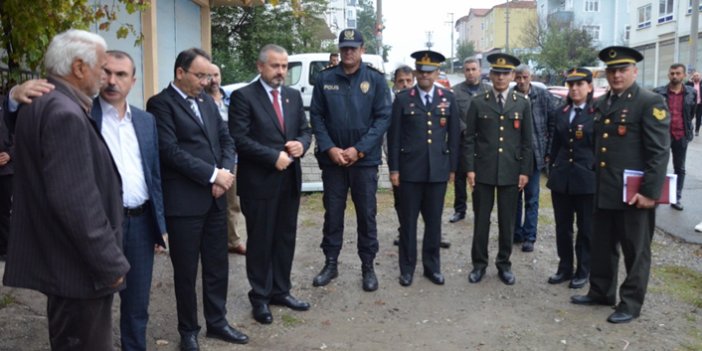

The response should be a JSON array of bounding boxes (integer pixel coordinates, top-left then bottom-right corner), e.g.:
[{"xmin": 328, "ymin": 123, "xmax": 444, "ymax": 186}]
[{"xmin": 446, "ymin": 71, "xmax": 702, "ymax": 244}]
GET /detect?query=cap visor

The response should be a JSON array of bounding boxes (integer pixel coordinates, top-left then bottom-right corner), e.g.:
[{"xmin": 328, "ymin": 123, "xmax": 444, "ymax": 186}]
[
  {"xmin": 417, "ymin": 65, "xmax": 439, "ymax": 72},
  {"xmin": 490, "ymin": 67, "xmax": 512, "ymax": 73},
  {"xmin": 338, "ymin": 42, "xmax": 362, "ymax": 48}
]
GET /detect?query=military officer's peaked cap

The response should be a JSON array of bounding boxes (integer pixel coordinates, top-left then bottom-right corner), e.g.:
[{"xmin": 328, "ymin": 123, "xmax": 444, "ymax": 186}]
[
  {"xmin": 487, "ymin": 53, "xmax": 520, "ymax": 73},
  {"xmin": 338, "ymin": 28, "xmax": 364, "ymax": 48},
  {"xmin": 598, "ymin": 46, "xmax": 643, "ymax": 68},
  {"xmin": 565, "ymin": 67, "xmax": 593, "ymax": 83},
  {"xmin": 411, "ymin": 50, "xmax": 445, "ymax": 72}
]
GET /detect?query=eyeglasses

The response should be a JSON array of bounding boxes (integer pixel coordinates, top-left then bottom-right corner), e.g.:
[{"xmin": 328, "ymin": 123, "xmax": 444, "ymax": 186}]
[{"xmin": 184, "ymin": 69, "xmax": 212, "ymax": 82}]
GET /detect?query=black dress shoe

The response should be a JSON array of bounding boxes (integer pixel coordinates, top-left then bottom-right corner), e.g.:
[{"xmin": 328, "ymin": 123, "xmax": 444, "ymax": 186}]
[
  {"xmin": 424, "ymin": 271, "xmax": 445, "ymax": 285},
  {"xmin": 449, "ymin": 212, "xmax": 465, "ymax": 223},
  {"xmin": 180, "ymin": 334, "xmax": 199, "ymax": 351},
  {"xmin": 206, "ymin": 325, "xmax": 249, "ymax": 344},
  {"xmin": 547, "ymin": 271, "xmax": 572, "ymax": 284},
  {"xmin": 468, "ymin": 268, "xmax": 486, "ymax": 283},
  {"xmin": 361, "ymin": 264, "xmax": 378, "ymax": 292},
  {"xmin": 270, "ymin": 294, "xmax": 310, "ymax": 311},
  {"xmin": 569, "ymin": 277, "xmax": 588, "ymax": 289},
  {"xmin": 498, "ymin": 270, "xmax": 516, "ymax": 285},
  {"xmin": 399, "ymin": 273, "xmax": 413, "ymax": 287},
  {"xmin": 671, "ymin": 202, "xmax": 684, "ymax": 211},
  {"xmin": 313, "ymin": 258, "xmax": 338, "ymax": 287},
  {"xmin": 607, "ymin": 311, "xmax": 635, "ymax": 324},
  {"xmin": 521, "ymin": 241, "xmax": 534, "ymax": 252},
  {"xmin": 570, "ymin": 294, "xmax": 609, "ymax": 306},
  {"xmin": 393, "ymin": 236, "xmax": 400, "ymax": 246},
  {"xmin": 252, "ymin": 304, "xmax": 273, "ymax": 324},
  {"xmin": 440, "ymin": 238, "xmax": 451, "ymax": 249}
]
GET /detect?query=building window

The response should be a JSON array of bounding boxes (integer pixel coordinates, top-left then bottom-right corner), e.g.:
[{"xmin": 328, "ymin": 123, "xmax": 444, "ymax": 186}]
[
  {"xmin": 687, "ymin": 0, "xmax": 702, "ymax": 14},
  {"xmin": 638, "ymin": 4, "xmax": 652, "ymax": 29},
  {"xmin": 625, "ymin": 25, "xmax": 631, "ymax": 41},
  {"xmin": 584, "ymin": 0, "xmax": 599, "ymax": 12},
  {"xmin": 583, "ymin": 25, "xmax": 601, "ymax": 41},
  {"xmin": 658, "ymin": 0, "xmax": 674, "ymax": 23}
]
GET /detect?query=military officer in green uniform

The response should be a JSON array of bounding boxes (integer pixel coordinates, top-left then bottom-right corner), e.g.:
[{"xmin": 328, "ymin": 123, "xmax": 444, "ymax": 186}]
[
  {"xmin": 387, "ymin": 50, "xmax": 460, "ymax": 287},
  {"xmin": 571, "ymin": 46, "xmax": 670, "ymax": 324},
  {"xmin": 463, "ymin": 53, "xmax": 533, "ymax": 285}
]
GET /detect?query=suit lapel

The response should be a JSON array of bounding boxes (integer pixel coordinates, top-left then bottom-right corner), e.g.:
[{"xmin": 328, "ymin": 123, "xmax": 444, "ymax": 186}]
[
  {"xmin": 168, "ymin": 86, "xmax": 209, "ymax": 135},
  {"xmin": 131, "ymin": 109, "xmax": 151, "ymax": 178},
  {"xmin": 256, "ymin": 82, "xmax": 285, "ymax": 137}
]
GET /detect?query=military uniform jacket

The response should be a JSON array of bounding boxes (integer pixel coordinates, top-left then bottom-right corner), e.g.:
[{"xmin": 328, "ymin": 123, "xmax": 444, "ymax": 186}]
[
  {"xmin": 453, "ymin": 81, "xmax": 491, "ymax": 132},
  {"xmin": 387, "ymin": 86, "xmax": 460, "ymax": 183},
  {"xmin": 546, "ymin": 104, "xmax": 596, "ymax": 195},
  {"xmin": 592, "ymin": 83, "xmax": 670, "ymax": 210},
  {"xmin": 310, "ymin": 62, "xmax": 392, "ymax": 167},
  {"xmin": 463, "ymin": 88, "xmax": 533, "ymax": 186}
]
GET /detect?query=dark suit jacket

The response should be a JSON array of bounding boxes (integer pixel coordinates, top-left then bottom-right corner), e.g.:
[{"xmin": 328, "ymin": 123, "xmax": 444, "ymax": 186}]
[
  {"xmin": 463, "ymin": 88, "xmax": 534, "ymax": 186},
  {"xmin": 0, "ymin": 95, "xmax": 12, "ymax": 176},
  {"xmin": 388, "ymin": 86, "xmax": 460, "ymax": 183},
  {"xmin": 592, "ymin": 83, "xmax": 670, "ymax": 209},
  {"xmin": 3, "ymin": 76, "xmax": 129, "ymax": 298},
  {"xmin": 546, "ymin": 104, "xmax": 596, "ymax": 195},
  {"xmin": 92, "ymin": 99, "xmax": 167, "ymax": 246},
  {"xmin": 147, "ymin": 85, "xmax": 236, "ymax": 217},
  {"xmin": 229, "ymin": 81, "xmax": 311, "ymax": 199}
]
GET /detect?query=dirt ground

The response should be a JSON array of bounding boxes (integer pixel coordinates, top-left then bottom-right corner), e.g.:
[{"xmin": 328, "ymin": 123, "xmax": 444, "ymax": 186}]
[{"xmin": 1, "ymin": 180, "xmax": 702, "ymax": 351}]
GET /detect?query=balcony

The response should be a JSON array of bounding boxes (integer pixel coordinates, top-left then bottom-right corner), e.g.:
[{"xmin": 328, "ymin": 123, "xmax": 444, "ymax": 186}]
[{"xmin": 547, "ymin": 10, "xmax": 574, "ymax": 26}]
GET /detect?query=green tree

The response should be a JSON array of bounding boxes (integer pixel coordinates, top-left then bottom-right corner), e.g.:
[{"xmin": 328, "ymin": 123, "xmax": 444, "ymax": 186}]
[
  {"xmin": 211, "ymin": 0, "xmax": 332, "ymax": 83},
  {"xmin": 521, "ymin": 19, "xmax": 598, "ymax": 84},
  {"xmin": 0, "ymin": 0, "xmax": 148, "ymax": 79},
  {"xmin": 355, "ymin": 0, "xmax": 390, "ymax": 61},
  {"xmin": 456, "ymin": 40, "xmax": 475, "ymax": 62}
]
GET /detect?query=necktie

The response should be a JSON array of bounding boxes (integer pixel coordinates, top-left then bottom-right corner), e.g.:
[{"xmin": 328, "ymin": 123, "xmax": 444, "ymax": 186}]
[
  {"xmin": 497, "ymin": 94, "xmax": 504, "ymax": 111},
  {"xmin": 187, "ymin": 97, "xmax": 203, "ymax": 124},
  {"xmin": 609, "ymin": 93, "xmax": 618, "ymax": 106},
  {"xmin": 571, "ymin": 107, "xmax": 582, "ymax": 123},
  {"xmin": 271, "ymin": 89, "xmax": 285, "ymax": 131},
  {"xmin": 425, "ymin": 94, "xmax": 431, "ymax": 107}
]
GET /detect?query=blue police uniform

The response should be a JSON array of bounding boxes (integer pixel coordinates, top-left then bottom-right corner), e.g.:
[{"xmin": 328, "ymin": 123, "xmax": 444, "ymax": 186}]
[{"xmin": 310, "ymin": 61, "xmax": 392, "ymax": 265}]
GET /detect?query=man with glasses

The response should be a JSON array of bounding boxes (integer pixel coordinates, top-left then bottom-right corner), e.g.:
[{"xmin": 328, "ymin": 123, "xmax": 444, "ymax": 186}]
[{"xmin": 147, "ymin": 48, "xmax": 247, "ymax": 350}]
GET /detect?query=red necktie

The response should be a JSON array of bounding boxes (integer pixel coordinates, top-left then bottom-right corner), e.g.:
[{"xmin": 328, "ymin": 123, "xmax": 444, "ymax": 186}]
[{"xmin": 271, "ymin": 89, "xmax": 284, "ymax": 131}]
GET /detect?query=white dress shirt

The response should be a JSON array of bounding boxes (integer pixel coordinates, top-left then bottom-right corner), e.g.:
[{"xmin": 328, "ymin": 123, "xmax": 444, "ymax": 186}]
[{"xmin": 99, "ymin": 97, "xmax": 149, "ymax": 208}]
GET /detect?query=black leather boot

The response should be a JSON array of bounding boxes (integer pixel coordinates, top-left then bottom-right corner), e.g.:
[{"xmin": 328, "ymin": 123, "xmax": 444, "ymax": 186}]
[
  {"xmin": 313, "ymin": 257, "xmax": 338, "ymax": 287},
  {"xmin": 361, "ymin": 263, "xmax": 378, "ymax": 292}
]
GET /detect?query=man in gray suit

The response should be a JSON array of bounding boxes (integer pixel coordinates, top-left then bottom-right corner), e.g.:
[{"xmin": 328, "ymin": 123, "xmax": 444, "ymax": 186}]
[{"xmin": 2, "ymin": 29, "xmax": 130, "ymax": 350}]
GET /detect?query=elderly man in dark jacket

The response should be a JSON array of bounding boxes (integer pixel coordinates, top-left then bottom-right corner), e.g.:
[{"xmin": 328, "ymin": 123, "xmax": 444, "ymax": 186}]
[
  {"xmin": 653, "ymin": 63, "xmax": 696, "ymax": 210},
  {"xmin": 513, "ymin": 65, "xmax": 558, "ymax": 252}
]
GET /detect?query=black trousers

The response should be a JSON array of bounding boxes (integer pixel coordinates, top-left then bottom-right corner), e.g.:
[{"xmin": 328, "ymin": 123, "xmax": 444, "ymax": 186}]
[
  {"xmin": 398, "ymin": 181, "xmax": 446, "ymax": 276},
  {"xmin": 670, "ymin": 137, "xmax": 687, "ymax": 203},
  {"xmin": 167, "ymin": 202, "xmax": 229, "ymax": 336},
  {"xmin": 551, "ymin": 192, "xmax": 592, "ymax": 279},
  {"xmin": 46, "ymin": 293, "xmax": 114, "ymax": 351},
  {"xmin": 695, "ymin": 104, "xmax": 702, "ymax": 133},
  {"xmin": 0, "ymin": 174, "xmax": 12, "ymax": 254},
  {"xmin": 471, "ymin": 183, "xmax": 519, "ymax": 272},
  {"xmin": 589, "ymin": 208, "xmax": 655, "ymax": 316},
  {"xmin": 241, "ymin": 169, "xmax": 299, "ymax": 307},
  {"xmin": 453, "ymin": 153, "xmax": 468, "ymax": 214}
]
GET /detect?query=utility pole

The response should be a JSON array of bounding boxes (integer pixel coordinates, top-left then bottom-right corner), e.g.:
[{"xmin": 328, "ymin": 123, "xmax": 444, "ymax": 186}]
[
  {"xmin": 505, "ymin": 0, "xmax": 510, "ymax": 53},
  {"xmin": 446, "ymin": 12, "xmax": 455, "ymax": 73},
  {"xmin": 376, "ymin": 0, "xmax": 383, "ymax": 58},
  {"xmin": 426, "ymin": 31, "xmax": 433, "ymax": 50},
  {"xmin": 691, "ymin": 0, "xmax": 700, "ymax": 72}
]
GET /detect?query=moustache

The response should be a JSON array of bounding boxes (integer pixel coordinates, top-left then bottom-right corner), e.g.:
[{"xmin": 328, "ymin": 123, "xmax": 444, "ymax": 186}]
[{"xmin": 103, "ymin": 85, "xmax": 120, "ymax": 93}]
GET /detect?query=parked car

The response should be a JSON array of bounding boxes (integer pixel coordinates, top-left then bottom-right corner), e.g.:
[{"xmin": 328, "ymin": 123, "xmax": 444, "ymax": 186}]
[{"xmin": 222, "ymin": 53, "xmax": 386, "ymax": 109}]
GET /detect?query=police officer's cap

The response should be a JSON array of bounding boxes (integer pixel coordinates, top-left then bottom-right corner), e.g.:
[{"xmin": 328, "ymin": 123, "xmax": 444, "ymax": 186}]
[
  {"xmin": 338, "ymin": 28, "xmax": 364, "ymax": 48},
  {"xmin": 411, "ymin": 50, "xmax": 446, "ymax": 72},
  {"xmin": 598, "ymin": 46, "xmax": 643, "ymax": 68},
  {"xmin": 565, "ymin": 67, "xmax": 593, "ymax": 83},
  {"xmin": 487, "ymin": 53, "xmax": 520, "ymax": 73}
]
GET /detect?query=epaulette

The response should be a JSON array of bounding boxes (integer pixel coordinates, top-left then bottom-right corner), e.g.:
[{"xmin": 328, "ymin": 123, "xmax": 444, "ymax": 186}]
[{"xmin": 321, "ymin": 64, "xmax": 336, "ymax": 72}]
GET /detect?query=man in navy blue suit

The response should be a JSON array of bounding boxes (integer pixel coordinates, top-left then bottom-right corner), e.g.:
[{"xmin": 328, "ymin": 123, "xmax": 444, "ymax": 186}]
[{"xmin": 7, "ymin": 50, "xmax": 168, "ymax": 351}]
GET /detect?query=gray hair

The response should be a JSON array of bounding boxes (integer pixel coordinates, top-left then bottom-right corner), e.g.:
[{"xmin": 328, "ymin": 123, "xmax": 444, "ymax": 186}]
[
  {"xmin": 44, "ymin": 29, "xmax": 107, "ymax": 77},
  {"xmin": 258, "ymin": 44, "xmax": 288, "ymax": 63},
  {"xmin": 515, "ymin": 64, "xmax": 531, "ymax": 75},
  {"xmin": 463, "ymin": 57, "xmax": 480, "ymax": 66}
]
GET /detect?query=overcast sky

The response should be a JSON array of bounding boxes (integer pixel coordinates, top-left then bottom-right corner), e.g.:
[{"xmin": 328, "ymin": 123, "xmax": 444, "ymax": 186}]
[{"xmin": 381, "ymin": 0, "xmax": 507, "ymax": 69}]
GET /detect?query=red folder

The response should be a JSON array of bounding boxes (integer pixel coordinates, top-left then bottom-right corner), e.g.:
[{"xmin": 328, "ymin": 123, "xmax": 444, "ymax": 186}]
[{"xmin": 623, "ymin": 170, "xmax": 676, "ymax": 204}]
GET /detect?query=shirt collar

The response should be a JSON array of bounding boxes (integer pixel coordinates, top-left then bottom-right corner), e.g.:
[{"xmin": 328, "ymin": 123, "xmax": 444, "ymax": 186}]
[
  {"xmin": 170, "ymin": 82, "xmax": 192, "ymax": 100},
  {"xmin": 417, "ymin": 85, "xmax": 435, "ymax": 100},
  {"xmin": 99, "ymin": 96, "xmax": 132, "ymax": 121},
  {"xmin": 492, "ymin": 87, "xmax": 508, "ymax": 101},
  {"xmin": 259, "ymin": 78, "xmax": 278, "ymax": 95}
]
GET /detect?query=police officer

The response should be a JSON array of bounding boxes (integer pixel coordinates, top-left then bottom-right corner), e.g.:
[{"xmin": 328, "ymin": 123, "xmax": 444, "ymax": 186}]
[
  {"xmin": 546, "ymin": 68, "xmax": 596, "ymax": 289},
  {"xmin": 310, "ymin": 28, "xmax": 392, "ymax": 292},
  {"xmin": 463, "ymin": 53, "xmax": 533, "ymax": 286},
  {"xmin": 571, "ymin": 47, "xmax": 670, "ymax": 324},
  {"xmin": 387, "ymin": 50, "xmax": 460, "ymax": 287},
  {"xmin": 450, "ymin": 57, "xmax": 490, "ymax": 224}
]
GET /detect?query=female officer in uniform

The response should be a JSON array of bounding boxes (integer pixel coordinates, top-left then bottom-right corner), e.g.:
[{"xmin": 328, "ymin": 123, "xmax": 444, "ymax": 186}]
[{"xmin": 546, "ymin": 68, "xmax": 595, "ymax": 289}]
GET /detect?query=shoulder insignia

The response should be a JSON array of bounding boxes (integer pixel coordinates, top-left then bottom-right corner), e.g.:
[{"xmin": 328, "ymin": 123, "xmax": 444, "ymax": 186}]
[{"xmin": 653, "ymin": 107, "xmax": 667, "ymax": 121}]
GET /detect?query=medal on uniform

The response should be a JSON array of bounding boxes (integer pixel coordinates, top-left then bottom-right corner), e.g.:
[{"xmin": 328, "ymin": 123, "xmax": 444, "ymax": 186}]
[
  {"xmin": 513, "ymin": 112, "xmax": 520, "ymax": 129},
  {"xmin": 618, "ymin": 124, "xmax": 627, "ymax": 136},
  {"xmin": 575, "ymin": 124, "xmax": 584, "ymax": 139},
  {"xmin": 440, "ymin": 117, "xmax": 447, "ymax": 127},
  {"xmin": 360, "ymin": 81, "xmax": 370, "ymax": 94}
]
